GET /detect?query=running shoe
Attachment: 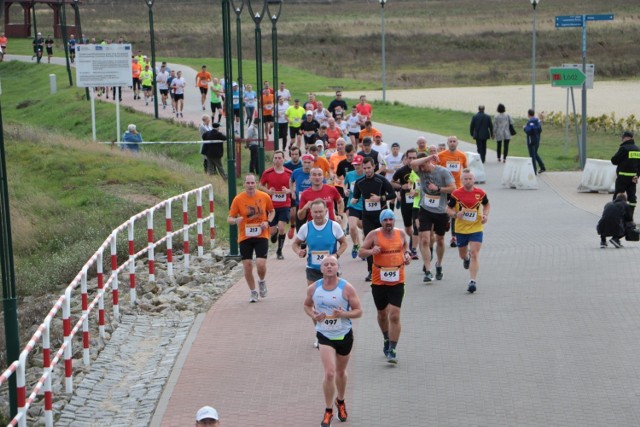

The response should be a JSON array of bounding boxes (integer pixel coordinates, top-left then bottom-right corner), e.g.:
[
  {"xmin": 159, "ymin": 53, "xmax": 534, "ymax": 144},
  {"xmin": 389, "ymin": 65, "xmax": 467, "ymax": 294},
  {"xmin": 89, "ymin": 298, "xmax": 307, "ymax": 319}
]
[
  {"xmin": 249, "ymin": 290, "xmax": 259, "ymax": 303},
  {"xmin": 387, "ymin": 348, "xmax": 398, "ymax": 364},
  {"xmin": 321, "ymin": 410, "xmax": 333, "ymax": 427},
  {"xmin": 351, "ymin": 244, "xmax": 360, "ymax": 259},
  {"xmin": 335, "ymin": 399, "xmax": 348, "ymax": 422},
  {"xmin": 600, "ymin": 240, "xmax": 607, "ymax": 249},
  {"xmin": 287, "ymin": 226, "xmax": 295, "ymax": 239},
  {"xmin": 423, "ymin": 270, "xmax": 433, "ymax": 283},
  {"xmin": 450, "ymin": 236, "xmax": 457, "ymax": 248},
  {"xmin": 365, "ymin": 272, "xmax": 372, "ymax": 282},
  {"xmin": 276, "ymin": 251, "xmax": 284, "ymax": 260},
  {"xmin": 435, "ymin": 263, "xmax": 443, "ymax": 280},
  {"xmin": 610, "ymin": 238, "xmax": 623, "ymax": 248},
  {"xmin": 270, "ymin": 231, "xmax": 278, "ymax": 244},
  {"xmin": 410, "ymin": 248, "xmax": 419, "ymax": 260},
  {"xmin": 467, "ymin": 280, "xmax": 477, "ymax": 294},
  {"xmin": 383, "ymin": 339, "xmax": 390, "ymax": 357},
  {"xmin": 463, "ymin": 255, "xmax": 470, "ymax": 270},
  {"xmin": 258, "ymin": 280, "xmax": 268, "ymax": 298}
]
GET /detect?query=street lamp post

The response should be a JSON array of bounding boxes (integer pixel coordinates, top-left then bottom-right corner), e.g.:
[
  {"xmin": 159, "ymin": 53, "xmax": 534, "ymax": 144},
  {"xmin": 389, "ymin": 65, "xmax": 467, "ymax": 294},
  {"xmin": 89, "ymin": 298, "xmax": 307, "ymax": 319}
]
[
  {"xmin": 267, "ymin": 0, "xmax": 282, "ymax": 151},
  {"xmin": 531, "ymin": 0, "xmax": 541, "ymax": 111},
  {"xmin": 380, "ymin": 0, "xmax": 387, "ymax": 103},
  {"xmin": 221, "ymin": 0, "xmax": 239, "ymax": 256},
  {"xmin": 59, "ymin": 0, "xmax": 73, "ymax": 86},
  {"xmin": 231, "ymin": 0, "xmax": 245, "ymax": 152},
  {"xmin": 146, "ymin": 0, "xmax": 159, "ymax": 119},
  {"xmin": 247, "ymin": 0, "xmax": 267, "ymax": 175},
  {"xmin": 73, "ymin": 0, "xmax": 90, "ymax": 101}
]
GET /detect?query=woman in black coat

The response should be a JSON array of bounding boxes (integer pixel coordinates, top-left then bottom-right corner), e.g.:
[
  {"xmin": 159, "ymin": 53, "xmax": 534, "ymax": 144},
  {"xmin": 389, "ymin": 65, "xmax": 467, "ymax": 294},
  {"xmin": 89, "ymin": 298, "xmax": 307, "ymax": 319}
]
[{"xmin": 201, "ymin": 124, "xmax": 227, "ymax": 179}]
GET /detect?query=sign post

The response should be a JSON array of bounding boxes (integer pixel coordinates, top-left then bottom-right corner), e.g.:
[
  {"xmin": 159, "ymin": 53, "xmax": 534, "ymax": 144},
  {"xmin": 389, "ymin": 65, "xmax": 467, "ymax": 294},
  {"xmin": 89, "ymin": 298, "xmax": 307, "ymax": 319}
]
[
  {"xmin": 76, "ymin": 44, "xmax": 133, "ymax": 143},
  {"xmin": 555, "ymin": 13, "xmax": 614, "ymax": 169}
]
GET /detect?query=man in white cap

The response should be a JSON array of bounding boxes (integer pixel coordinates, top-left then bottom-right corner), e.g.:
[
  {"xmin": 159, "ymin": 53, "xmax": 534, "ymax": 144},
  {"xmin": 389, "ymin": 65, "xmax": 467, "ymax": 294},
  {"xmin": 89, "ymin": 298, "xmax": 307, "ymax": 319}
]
[
  {"xmin": 358, "ymin": 209, "xmax": 411, "ymax": 364},
  {"xmin": 195, "ymin": 405, "xmax": 219, "ymax": 425}
]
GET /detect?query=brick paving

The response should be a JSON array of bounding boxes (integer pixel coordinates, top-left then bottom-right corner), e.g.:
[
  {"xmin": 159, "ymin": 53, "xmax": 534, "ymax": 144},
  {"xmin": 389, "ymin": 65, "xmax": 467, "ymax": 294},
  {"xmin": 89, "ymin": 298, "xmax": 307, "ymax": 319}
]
[{"xmin": 153, "ymin": 125, "xmax": 640, "ymax": 426}]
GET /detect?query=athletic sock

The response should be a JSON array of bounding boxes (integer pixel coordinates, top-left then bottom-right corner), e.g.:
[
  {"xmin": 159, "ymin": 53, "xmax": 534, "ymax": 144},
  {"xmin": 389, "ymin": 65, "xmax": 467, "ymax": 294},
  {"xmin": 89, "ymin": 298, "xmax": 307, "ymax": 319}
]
[
  {"xmin": 389, "ymin": 341, "xmax": 398, "ymax": 351},
  {"xmin": 383, "ymin": 331, "xmax": 389, "ymax": 341},
  {"xmin": 336, "ymin": 398, "xmax": 345, "ymax": 404},
  {"xmin": 277, "ymin": 234, "xmax": 285, "ymax": 252}
]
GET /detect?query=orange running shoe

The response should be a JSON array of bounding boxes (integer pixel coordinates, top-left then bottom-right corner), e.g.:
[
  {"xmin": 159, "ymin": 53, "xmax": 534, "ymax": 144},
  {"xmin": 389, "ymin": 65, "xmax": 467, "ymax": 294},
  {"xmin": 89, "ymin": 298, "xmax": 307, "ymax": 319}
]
[
  {"xmin": 321, "ymin": 409, "xmax": 333, "ymax": 427},
  {"xmin": 287, "ymin": 225, "xmax": 295, "ymax": 239},
  {"xmin": 335, "ymin": 399, "xmax": 348, "ymax": 422}
]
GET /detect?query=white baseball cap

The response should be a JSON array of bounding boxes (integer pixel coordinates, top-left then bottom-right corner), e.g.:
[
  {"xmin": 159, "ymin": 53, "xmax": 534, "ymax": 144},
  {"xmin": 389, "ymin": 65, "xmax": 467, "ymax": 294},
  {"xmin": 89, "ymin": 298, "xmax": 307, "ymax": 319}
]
[{"xmin": 196, "ymin": 406, "xmax": 219, "ymax": 422}]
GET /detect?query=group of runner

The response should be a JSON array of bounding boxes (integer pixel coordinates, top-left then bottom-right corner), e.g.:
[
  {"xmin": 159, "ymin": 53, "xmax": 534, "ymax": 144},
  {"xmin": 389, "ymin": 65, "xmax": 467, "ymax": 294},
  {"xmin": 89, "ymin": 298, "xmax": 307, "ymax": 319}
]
[{"xmin": 227, "ymin": 120, "xmax": 491, "ymax": 425}]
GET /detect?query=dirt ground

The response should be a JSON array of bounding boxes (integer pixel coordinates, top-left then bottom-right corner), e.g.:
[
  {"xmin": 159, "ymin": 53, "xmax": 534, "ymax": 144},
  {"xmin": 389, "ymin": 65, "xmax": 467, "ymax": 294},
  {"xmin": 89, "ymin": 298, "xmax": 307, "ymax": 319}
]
[{"xmin": 338, "ymin": 81, "xmax": 640, "ymax": 119}]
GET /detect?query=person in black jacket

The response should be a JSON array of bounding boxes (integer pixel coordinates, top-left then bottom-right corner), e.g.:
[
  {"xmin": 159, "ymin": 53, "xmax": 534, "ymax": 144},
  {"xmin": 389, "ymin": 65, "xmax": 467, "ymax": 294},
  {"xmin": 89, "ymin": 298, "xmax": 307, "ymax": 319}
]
[
  {"xmin": 597, "ymin": 193, "xmax": 633, "ymax": 248},
  {"xmin": 611, "ymin": 131, "xmax": 640, "ymax": 218},
  {"xmin": 469, "ymin": 105, "xmax": 493, "ymax": 163},
  {"xmin": 201, "ymin": 123, "xmax": 227, "ymax": 179}
]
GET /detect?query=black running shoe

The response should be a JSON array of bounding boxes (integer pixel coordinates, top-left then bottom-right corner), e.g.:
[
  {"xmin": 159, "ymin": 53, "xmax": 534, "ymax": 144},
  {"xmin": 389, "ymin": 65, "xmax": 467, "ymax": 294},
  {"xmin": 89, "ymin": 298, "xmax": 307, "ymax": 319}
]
[
  {"xmin": 365, "ymin": 272, "xmax": 372, "ymax": 282},
  {"xmin": 463, "ymin": 255, "xmax": 470, "ymax": 270},
  {"xmin": 435, "ymin": 264, "xmax": 443, "ymax": 280},
  {"xmin": 423, "ymin": 270, "xmax": 433, "ymax": 283},
  {"xmin": 467, "ymin": 280, "xmax": 477, "ymax": 293},
  {"xmin": 270, "ymin": 231, "xmax": 278, "ymax": 244}
]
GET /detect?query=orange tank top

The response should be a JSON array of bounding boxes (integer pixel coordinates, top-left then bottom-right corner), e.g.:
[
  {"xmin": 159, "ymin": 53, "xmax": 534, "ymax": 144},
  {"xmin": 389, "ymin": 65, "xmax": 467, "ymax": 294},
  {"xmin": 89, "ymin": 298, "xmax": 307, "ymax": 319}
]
[{"xmin": 372, "ymin": 229, "xmax": 405, "ymax": 286}]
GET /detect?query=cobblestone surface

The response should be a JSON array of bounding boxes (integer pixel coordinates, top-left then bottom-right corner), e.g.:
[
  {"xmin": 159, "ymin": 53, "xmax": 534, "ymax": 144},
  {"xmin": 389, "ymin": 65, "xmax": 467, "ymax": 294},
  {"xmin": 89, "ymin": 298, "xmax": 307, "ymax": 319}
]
[{"xmin": 55, "ymin": 314, "xmax": 194, "ymax": 426}]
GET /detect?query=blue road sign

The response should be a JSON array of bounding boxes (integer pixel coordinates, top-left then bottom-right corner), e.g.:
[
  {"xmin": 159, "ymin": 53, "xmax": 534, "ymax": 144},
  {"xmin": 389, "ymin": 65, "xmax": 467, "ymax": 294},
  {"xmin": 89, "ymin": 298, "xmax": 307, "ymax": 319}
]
[
  {"xmin": 555, "ymin": 15, "xmax": 583, "ymax": 28},
  {"xmin": 585, "ymin": 14, "xmax": 614, "ymax": 22}
]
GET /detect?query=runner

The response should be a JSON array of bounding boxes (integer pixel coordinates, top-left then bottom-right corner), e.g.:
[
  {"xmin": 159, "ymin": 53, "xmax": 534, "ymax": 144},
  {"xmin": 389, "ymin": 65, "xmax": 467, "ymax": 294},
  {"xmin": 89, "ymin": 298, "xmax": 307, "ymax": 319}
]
[
  {"xmin": 346, "ymin": 106, "xmax": 363, "ymax": 146},
  {"xmin": 44, "ymin": 35, "xmax": 54, "ymax": 63},
  {"xmin": 411, "ymin": 154, "xmax": 456, "ymax": 282},
  {"xmin": 227, "ymin": 174, "xmax": 275, "ymax": 303},
  {"xmin": 284, "ymin": 146, "xmax": 302, "ymax": 172},
  {"xmin": 343, "ymin": 155, "xmax": 365, "ymax": 259},
  {"xmin": 298, "ymin": 167, "xmax": 344, "ymax": 223},
  {"xmin": 131, "ymin": 57, "xmax": 142, "ymax": 100},
  {"xmin": 260, "ymin": 151, "xmax": 293, "ymax": 260},
  {"xmin": 391, "ymin": 148, "xmax": 420, "ymax": 258},
  {"xmin": 290, "ymin": 153, "xmax": 315, "ymax": 235},
  {"xmin": 286, "ymin": 98, "xmax": 306, "ymax": 150},
  {"xmin": 0, "ymin": 32, "xmax": 8, "ymax": 61},
  {"xmin": 446, "ymin": 168, "xmax": 490, "ymax": 293},
  {"xmin": 262, "ymin": 87, "xmax": 275, "ymax": 138},
  {"xmin": 208, "ymin": 77, "xmax": 223, "ymax": 124},
  {"xmin": 358, "ymin": 209, "xmax": 411, "ymax": 363},
  {"xmin": 140, "ymin": 64, "xmax": 154, "ymax": 106},
  {"xmin": 167, "ymin": 70, "xmax": 177, "ymax": 113},
  {"xmin": 350, "ymin": 157, "xmax": 396, "ymax": 281},
  {"xmin": 384, "ymin": 142, "xmax": 404, "ymax": 208},
  {"xmin": 438, "ymin": 135, "xmax": 468, "ymax": 248},
  {"xmin": 195, "ymin": 65, "xmax": 212, "ymax": 111},
  {"xmin": 156, "ymin": 64, "xmax": 170, "ymax": 110},
  {"xmin": 303, "ymin": 255, "xmax": 362, "ymax": 427},
  {"xmin": 171, "ymin": 70, "xmax": 186, "ymax": 118},
  {"xmin": 32, "ymin": 32, "xmax": 44, "ymax": 64},
  {"xmin": 292, "ymin": 199, "xmax": 347, "ymax": 286}
]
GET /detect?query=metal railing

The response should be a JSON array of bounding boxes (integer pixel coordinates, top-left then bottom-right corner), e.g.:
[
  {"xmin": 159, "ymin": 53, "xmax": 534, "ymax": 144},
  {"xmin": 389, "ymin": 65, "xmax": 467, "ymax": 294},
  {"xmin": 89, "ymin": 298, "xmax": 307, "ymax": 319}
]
[{"xmin": 0, "ymin": 184, "xmax": 216, "ymax": 426}]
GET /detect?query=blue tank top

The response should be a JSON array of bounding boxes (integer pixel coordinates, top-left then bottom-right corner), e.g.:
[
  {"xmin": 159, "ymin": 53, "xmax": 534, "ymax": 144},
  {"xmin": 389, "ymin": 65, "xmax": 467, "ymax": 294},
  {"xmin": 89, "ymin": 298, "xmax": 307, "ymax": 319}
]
[
  {"xmin": 313, "ymin": 278, "xmax": 351, "ymax": 340},
  {"xmin": 305, "ymin": 221, "xmax": 339, "ymax": 270}
]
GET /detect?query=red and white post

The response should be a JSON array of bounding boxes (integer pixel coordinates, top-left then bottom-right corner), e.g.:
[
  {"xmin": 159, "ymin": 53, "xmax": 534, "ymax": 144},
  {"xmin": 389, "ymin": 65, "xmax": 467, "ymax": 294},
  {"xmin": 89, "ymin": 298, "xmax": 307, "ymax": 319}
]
[
  {"xmin": 182, "ymin": 194, "xmax": 190, "ymax": 269},
  {"xmin": 208, "ymin": 186, "xmax": 216, "ymax": 248},
  {"xmin": 81, "ymin": 267, "xmax": 90, "ymax": 366},
  {"xmin": 147, "ymin": 210, "xmax": 155, "ymax": 282},
  {"xmin": 128, "ymin": 221, "xmax": 136, "ymax": 304},
  {"xmin": 110, "ymin": 233, "xmax": 120, "ymax": 321},
  {"xmin": 196, "ymin": 189, "xmax": 204, "ymax": 257},
  {"xmin": 97, "ymin": 249, "xmax": 105, "ymax": 338}
]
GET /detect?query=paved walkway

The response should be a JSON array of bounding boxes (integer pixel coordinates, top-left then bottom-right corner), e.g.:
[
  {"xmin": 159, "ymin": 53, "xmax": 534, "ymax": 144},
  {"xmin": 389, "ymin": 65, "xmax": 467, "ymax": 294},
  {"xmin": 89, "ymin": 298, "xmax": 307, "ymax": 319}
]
[
  {"xmin": 152, "ymin": 122, "xmax": 639, "ymax": 426},
  {"xmin": 9, "ymin": 55, "xmax": 637, "ymax": 425}
]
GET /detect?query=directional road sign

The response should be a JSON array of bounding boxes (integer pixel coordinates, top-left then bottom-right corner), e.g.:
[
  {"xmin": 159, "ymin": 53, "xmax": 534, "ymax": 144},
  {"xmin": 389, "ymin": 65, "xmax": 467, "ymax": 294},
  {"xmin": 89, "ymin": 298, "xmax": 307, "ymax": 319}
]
[
  {"xmin": 562, "ymin": 64, "xmax": 595, "ymax": 89},
  {"xmin": 586, "ymin": 14, "xmax": 614, "ymax": 22},
  {"xmin": 550, "ymin": 67, "xmax": 586, "ymax": 88},
  {"xmin": 555, "ymin": 15, "xmax": 583, "ymax": 28}
]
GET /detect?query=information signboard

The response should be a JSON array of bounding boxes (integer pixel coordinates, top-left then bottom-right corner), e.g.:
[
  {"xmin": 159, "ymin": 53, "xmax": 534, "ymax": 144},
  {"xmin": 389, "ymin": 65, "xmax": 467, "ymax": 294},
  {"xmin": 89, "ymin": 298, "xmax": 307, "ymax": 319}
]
[{"xmin": 76, "ymin": 44, "xmax": 132, "ymax": 88}]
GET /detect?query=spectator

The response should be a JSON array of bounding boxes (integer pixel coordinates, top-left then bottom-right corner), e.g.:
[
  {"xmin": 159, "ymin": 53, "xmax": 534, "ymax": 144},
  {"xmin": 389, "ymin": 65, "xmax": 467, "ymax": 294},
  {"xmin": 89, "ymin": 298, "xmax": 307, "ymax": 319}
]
[
  {"xmin": 523, "ymin": 109, "xmax": 546, "ymax": 175},
  {"xmin": 195, "ymin": 405, "xmax": 220, "ymax": 426},
  {"xmin": 469, "ymin": 105, "xmax": 493, "ymax": 163},
  {"xmin": 202, "ymin": 123, "xmax": 227, "ymax": 179},
  {"xmin": 493, "ymin": 103, "xmax": 514, "ymax": 162},
  {"xmin": 122, "ymin": 124, "xmax": 142, "ymax": 153},
  {"xmin": 597, "ymin": 193, "xmax": 633, "ymax": 248},
  {"xmin": 611, "ymin": 131, "xmax": 640, "ymax": 219}
]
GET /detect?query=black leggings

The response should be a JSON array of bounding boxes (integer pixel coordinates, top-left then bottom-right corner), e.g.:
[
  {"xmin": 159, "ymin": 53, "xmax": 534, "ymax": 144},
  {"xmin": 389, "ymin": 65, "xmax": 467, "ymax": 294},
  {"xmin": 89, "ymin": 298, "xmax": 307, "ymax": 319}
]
[{"xmin": 497, "ymin": 139, "xmax": 510, "ymax": 160}]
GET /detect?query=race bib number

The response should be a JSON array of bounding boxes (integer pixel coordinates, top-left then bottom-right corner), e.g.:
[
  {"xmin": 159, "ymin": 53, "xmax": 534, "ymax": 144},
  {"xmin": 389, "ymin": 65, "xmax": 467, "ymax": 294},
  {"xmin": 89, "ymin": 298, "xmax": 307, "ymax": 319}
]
[
  {"xmin": 272, "ymin": 192, "xmax": 286, "ymax": 203},
  {"xmin": 365, "ymin": 199, "xmax": 381, "ymax": 211},
  {"xmin": 405, "ymin": 194, "xmax": 415, "ymax": 204},
  {"xmin": 305, "ymin": 130, "xmax": 314, "ymax": 136},
  {"xmin": 265, "ymin": 104, "xmax": 273, "ymax": 111},
  {"xmin": 380, "ymin": 266, "xmax": 400, "ymax": 282},
  {"xmin": 461, "ymin": 208, "xmax": 478, "ymax": 222},
  {"xmin": 423, "ymin": 194, "xmax": 440, "ymax": 207},
  {"xmin": 446, "ymin": 161, "xmax": 461, "ymax": 173},
  {"xmin": 245, "ymin": 225, "xmax": 261, "ymax": 237},
  {"xmin": 320, "ymin": 316, "xmax": 343, "ymax": 332},
  {"xmin": 310, "ymin": 250, "xmax": 330, "ymax": 266},
  {"xmin": 293, "ymin": 117, "xmax": 301, "ymax": 125}
]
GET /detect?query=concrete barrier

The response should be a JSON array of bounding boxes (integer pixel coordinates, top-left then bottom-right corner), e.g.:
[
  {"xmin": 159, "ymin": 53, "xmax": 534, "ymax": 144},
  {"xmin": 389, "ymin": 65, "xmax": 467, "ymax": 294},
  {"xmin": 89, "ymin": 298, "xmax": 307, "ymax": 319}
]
[
  {"xmin": 501, "ymin": 156, "xmax": 538, "ymax": 190},
  {"xmin": 577, "ymin": 158, "xmax": 617, "ymax": 193},
  {"xmin": 465, "ymin": 152, "xmax": 486, "ymax": 183}
]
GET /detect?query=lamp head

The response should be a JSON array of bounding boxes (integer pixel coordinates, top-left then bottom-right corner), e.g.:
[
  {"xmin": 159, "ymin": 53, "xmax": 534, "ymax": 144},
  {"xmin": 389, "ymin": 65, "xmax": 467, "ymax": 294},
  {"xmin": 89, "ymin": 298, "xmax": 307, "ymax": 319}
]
[
  {"xmin": 530, "ymin": 0, "xmax": 540, "ymax": 8},
  {"xmin": 379, "ymin": 0, "xmax": 387, "ymax": 4}
]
